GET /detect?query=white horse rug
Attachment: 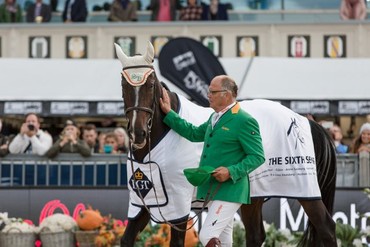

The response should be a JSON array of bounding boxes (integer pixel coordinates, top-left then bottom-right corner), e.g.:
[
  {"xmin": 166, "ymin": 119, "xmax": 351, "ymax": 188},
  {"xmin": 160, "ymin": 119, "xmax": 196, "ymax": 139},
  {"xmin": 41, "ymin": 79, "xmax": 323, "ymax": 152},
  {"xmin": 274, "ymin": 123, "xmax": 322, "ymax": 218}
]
[{"xmin": 127, "ymin": 97, "xmax": 320, "ymax": 221}]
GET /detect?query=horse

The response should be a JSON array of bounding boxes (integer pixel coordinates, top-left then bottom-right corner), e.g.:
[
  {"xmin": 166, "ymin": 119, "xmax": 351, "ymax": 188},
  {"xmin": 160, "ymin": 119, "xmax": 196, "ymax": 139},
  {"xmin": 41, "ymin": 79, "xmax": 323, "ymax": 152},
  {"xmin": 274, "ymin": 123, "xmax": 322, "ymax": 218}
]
[{"xmin": 114, "ymin": 41, "xmax": 337, "ymax": 247}]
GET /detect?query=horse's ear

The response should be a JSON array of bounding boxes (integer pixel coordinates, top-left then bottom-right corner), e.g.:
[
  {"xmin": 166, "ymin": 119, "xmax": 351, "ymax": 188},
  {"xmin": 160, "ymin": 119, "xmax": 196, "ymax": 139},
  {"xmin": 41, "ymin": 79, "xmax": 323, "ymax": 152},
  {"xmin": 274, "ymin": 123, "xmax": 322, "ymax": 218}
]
[
  {"xmin": 143, "ymin": 41, "xmax": 155, "ymax": 64},
  {"xmin": 114, "ymin": 43, "xmax": 128, "ymax": 67}
]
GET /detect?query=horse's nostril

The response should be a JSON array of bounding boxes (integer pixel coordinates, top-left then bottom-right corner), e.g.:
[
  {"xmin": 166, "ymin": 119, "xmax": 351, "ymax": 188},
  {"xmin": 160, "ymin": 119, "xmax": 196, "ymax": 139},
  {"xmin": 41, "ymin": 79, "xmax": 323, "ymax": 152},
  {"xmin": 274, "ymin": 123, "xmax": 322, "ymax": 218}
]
[{"xmin": 142, "ymin": 130, "xmax": 147, "ymax": 138}]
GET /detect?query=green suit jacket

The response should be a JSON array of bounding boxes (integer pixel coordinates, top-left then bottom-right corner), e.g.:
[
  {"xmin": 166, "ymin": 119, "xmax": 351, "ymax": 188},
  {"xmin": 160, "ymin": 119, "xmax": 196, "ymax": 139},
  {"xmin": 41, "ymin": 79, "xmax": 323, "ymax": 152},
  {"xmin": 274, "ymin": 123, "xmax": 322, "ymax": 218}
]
[
  {"xmin": 163, "ymin": 103, "xmax": 265, "ymax": 204},
  {"xmin": 0, "ymin": 4, "xmax": 22, "ymax": 23}
]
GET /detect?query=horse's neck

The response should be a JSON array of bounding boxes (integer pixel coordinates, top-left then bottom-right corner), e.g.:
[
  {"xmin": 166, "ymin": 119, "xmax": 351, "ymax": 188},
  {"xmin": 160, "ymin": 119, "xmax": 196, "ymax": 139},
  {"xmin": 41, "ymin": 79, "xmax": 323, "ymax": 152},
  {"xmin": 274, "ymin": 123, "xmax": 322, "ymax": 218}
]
[{"xmin": 132, "ymin": 91, "xmax": 179, "ymax": 162}]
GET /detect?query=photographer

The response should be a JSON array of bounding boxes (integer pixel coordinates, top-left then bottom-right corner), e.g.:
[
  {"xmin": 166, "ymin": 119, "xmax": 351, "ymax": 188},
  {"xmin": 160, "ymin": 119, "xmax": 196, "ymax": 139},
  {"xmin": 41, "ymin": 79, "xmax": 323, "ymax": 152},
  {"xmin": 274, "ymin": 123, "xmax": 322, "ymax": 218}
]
[
  {"xmin": 8, "ymin": 113, "xmax": 53, "ymax": 155},
  {"xmin": 45, "ymin": 120, "xmax": 91, "ymax": 159}
]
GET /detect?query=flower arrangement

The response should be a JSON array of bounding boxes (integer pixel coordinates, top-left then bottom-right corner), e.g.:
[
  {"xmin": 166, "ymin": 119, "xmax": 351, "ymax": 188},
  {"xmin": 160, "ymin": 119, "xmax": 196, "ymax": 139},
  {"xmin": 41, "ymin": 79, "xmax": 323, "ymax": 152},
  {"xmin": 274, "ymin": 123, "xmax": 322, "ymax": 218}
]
[
  {"xmin": 0, "ymin": 212, "xmax": 36, "ymax": 233},
  {"xmin": 75, "ymin": 206, "xmax": 126, "ymax": 247},
  {"xmin": 37, "ymin": 213, "xmax": 77, "ymax": 233},
  {"xmin": 134, "ymin": 218, "xmax": 200, "ymax": 247},
  {"xmin": 95, "ymin": 214, "xmax": 126, "ymax": 247}
]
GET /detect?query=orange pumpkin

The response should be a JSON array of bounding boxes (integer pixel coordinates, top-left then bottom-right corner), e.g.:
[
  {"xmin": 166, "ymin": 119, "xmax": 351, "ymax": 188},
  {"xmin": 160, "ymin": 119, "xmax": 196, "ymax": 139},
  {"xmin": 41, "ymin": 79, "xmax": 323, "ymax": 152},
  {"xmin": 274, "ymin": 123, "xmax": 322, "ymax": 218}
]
[
  {"xmin": 185, "ymin": 219, "xmax": 199, "ymax": 247},
  {"xmin": 76, "ymin": 208, "xmax": 104, "ymax": 230}
]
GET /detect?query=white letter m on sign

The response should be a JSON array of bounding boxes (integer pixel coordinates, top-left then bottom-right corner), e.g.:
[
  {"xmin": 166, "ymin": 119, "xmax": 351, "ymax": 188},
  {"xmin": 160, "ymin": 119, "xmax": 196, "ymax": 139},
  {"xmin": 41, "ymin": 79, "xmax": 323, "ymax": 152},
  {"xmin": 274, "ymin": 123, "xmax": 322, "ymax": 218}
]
[{"xmin": 280, "ymin": 198, "xmax": 308, "ymax": 231}]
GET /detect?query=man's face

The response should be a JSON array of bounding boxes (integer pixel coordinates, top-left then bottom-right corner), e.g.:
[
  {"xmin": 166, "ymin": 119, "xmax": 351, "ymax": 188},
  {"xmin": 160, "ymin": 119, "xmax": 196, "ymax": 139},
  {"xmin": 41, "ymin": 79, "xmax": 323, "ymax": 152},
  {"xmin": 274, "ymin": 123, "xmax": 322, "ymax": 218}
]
[
  {"xmin": 25, "ymin": 114, "xmax": 40, "ymax": 131},
  {"xmin": 83, "ymin": 129, "xmax": 97, "ymax": 146},
  {"xmin": 208, "ymin": 78, "xmax": 227, "ymax": 112}
]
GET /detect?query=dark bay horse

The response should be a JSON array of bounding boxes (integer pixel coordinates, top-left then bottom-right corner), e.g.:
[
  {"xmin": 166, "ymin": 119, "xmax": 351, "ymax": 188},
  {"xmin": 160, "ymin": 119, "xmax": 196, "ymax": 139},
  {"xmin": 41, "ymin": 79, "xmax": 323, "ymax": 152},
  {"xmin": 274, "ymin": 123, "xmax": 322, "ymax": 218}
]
[{"xmin": 115, "ymin": 41, "xmax": 337, "ymax": 247}]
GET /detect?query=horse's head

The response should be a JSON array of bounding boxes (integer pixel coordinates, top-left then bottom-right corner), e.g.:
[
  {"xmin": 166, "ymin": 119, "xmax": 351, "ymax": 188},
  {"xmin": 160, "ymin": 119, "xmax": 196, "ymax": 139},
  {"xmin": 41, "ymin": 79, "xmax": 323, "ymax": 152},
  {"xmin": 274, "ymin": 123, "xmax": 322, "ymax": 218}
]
[{"xmin": 115, "ymin": 41, "xmax": 162, "ymax": 150}]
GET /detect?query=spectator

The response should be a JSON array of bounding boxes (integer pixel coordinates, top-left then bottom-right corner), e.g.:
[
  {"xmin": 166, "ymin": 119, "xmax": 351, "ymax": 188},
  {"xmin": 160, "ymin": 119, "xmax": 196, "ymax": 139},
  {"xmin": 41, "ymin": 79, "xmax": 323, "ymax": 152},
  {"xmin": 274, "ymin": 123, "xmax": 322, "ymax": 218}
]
[
  {"xmin": 62, "ymin": 0, "xmax": 87, "ymax": 22},
  {"xmin": 201, "ymin": 0, "xmax": 228, "ymax": 21},
  {"xmin": 0, "ymin": 118, "xmax": 11, "ymax": 157},
  {"xmin": 82, "ymin": 124, "xmax": 100, "ymax": 153},
  {"xmin": 351, "ymin": 122, "xmax": 370, "ymax": 153},
  {"xmin": 108, "ymin": 0, "xmax": 137, "ymax": 22},
  {"xmin": 329, "ymin": 124, "xmax": 349, "ymax": 154},
  {"xmin": 98, "ymin": 131, "xmax": 107, "ymax": 153},
  {"xmin": 9, "ymin": 113, "xmax": 53, "ymax": 155},
  {"xmin": 103, "ymin": 132, "xmax": 120, "ymax": 154},
  {"xmin": 340, "ymin": 0, "xmax": 367, "ymax": 20},
  {"xmin": 45, "ymin": 119, "xmax": 91, "ymax": 158},
  {"xmin": 26, "ymin": 0, "xmax": 51, "ymax": 23},
  {"xmin": 179, "ymin": 0, "xmax": 202, "ymax": 21},
  {"xmin": 352, "ymin": 122, "xmax": 370, "ymax": 186},
  {"xmin": 148, "ymin": 0, "xmax": 182, "ymax": 21},
  {"xmin": 114, "ymin": 127, "xmax": 129, "ymax": 153},
  {"xmin": 0, "ymin": 0, "xmax": 23, "ymax": 23}
]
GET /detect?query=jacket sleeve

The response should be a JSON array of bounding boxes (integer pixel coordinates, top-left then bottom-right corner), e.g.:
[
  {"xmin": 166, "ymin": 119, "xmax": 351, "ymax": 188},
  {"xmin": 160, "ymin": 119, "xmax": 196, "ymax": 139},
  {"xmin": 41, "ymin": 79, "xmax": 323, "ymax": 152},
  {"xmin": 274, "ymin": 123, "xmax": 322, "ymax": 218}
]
[
  {"xmin": 0, "ymin": 145, "xmax": 8, "ymax": 157},
  {"xmin": 163, "ymin": 110, "xmax": 209, "ymax": 142},
  {"xmin": 45, "ymin": 139, "xmax": 62, "ymax": 159},
  {"xmin": 8, "ymin": 134, "xmax": 26, "ymax": 154},
  {"xmin": 76, "ymin": 140, "xmax": 92, "ymax": 157},
  {"xmin": 228, "ymin": 116, "xmax": 265, "ymax": 182},
  {"xmin": 43, "ymin": 4, "xmax": 51, "ymax": 22},
  {"xmin": 30, "ymin": 132, "xmax": 53, "ymax": 156}
]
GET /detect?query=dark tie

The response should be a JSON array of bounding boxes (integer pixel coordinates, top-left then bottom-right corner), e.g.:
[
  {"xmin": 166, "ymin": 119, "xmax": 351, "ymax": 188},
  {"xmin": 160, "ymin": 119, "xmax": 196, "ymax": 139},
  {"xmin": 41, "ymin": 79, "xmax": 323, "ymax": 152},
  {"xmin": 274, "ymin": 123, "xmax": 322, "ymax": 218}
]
[{"xmin": 24, "ymin": 141, "xmax": 32, "ymax": 153}]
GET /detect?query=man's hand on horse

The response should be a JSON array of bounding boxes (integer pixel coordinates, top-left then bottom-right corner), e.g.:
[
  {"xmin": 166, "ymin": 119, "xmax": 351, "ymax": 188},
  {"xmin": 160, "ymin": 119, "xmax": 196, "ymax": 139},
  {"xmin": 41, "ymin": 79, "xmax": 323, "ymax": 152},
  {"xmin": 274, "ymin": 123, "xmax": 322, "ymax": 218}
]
[
  {"xmin": 212, "ymin": 167, "xmax": 231, "ymax": 182},
  {"xmin": 159, "ymin": 88, "xmax": 171, "ymax": 114}
]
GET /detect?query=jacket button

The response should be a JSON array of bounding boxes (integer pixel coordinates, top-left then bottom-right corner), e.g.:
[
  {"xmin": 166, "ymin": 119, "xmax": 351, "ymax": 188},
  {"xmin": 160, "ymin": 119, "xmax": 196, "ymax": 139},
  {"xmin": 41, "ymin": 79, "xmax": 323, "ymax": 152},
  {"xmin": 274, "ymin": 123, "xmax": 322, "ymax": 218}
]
[
  {"xmin": 206, "ymin": 144, "xmax": 210, "ymax": 148},
  {"xmin": 209, "ymin": 134, "xmax": 213, "ymax": 137},
  {"xmin": 203, "ymin": 155, "xmax": 206, "ymax": 158}
]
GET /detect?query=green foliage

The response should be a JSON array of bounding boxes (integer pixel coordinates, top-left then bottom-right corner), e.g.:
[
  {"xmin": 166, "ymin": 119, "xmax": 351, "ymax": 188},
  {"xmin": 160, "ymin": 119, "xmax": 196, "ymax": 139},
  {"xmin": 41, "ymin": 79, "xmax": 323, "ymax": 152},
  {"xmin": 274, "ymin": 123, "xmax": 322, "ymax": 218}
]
[
  {"xmin": 336, "ymin": 222, "xmax": 365, "ymax": 247},
  {"xmin": 263, "ymin": 223, "xmax": 290, "ymax": 247},
  {"xmin": 233, "ymin": 222, "xmax": 246, "ymax": 247},
  {"xmin": 134, "ymin": 224, "xmax": 160, "ymax": 247}
]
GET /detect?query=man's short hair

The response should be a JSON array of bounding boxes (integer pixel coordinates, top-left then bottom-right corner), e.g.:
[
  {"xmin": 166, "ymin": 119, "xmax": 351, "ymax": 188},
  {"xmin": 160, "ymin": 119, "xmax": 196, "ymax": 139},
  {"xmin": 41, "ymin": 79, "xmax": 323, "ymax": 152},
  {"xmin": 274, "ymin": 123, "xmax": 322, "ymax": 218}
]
[
  {"xmin": 82, "ymin": 124, "xmax": 97, "ymax": 133},
  {"xmin": 25, "ymin": 112, "xmax": 40, "ymax": 123},
  {"xmin": 220, "ymin": 76, "xmax": 238, "ymax": 98}
]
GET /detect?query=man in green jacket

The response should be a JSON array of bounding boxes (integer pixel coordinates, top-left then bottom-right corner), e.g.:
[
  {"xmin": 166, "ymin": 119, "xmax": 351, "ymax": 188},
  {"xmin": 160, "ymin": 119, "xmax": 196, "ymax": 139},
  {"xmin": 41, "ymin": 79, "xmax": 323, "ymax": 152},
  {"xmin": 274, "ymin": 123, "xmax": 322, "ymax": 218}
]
[{"xmin": 159, "ymin": 75, "xmax": 265, "ymax": 247}]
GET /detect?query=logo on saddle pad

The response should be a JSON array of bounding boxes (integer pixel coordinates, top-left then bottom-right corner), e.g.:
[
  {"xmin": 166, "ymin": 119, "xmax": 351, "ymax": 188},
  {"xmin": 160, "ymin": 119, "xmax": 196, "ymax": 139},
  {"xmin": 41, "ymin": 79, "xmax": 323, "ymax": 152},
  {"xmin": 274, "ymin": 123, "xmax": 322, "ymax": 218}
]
[{"xmin": 129, "ymin": 168, "xmax": 153, "ymax": 198}]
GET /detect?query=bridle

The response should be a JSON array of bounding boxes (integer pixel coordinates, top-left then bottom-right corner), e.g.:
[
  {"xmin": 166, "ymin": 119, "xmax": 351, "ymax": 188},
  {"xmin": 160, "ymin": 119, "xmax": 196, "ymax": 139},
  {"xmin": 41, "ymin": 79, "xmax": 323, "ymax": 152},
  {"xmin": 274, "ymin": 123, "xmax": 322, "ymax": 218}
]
[{"xmin": 122, "ymin": 65, "xmax": 156, "ymax": 124}]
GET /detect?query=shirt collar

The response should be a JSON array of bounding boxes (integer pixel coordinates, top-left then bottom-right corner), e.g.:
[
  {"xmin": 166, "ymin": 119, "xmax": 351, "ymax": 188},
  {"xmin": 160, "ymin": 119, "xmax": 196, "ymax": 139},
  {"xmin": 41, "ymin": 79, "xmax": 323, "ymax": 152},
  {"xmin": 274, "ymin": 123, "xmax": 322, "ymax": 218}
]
[{"xmin": 216, "ymin": 101, "xmax": 236, "ymax": 118}]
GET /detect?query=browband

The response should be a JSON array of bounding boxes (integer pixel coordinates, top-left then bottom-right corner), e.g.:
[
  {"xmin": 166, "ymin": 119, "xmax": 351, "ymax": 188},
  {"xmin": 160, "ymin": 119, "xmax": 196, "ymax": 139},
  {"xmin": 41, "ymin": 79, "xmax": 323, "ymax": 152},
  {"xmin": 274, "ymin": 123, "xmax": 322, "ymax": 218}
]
[{"xmin": 122, "ymin": 65, "xmax": 154, "ymax": 71}]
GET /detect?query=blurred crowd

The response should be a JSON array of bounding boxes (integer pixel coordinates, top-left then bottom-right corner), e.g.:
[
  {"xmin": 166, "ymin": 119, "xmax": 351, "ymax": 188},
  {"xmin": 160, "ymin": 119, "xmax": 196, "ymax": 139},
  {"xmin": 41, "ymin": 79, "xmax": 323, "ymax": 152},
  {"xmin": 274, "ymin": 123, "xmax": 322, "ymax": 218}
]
[
  {"xmin": 0, "ymin": 113, "xmax": 130, "ymax": 158},
  {"xmin": 325, "ymin": 121, "xmax": 370, "ymax": 155},
  {"xmin": 0, "ymin": 0, "xmax": 232, "ymax": 23},
  {"xmin": 1, "ymin": 112, "xmax": 370, "ymax": 159},
  {"xmin": 0, "ymin": 0, "xmax": 367, "ymax": 24}
]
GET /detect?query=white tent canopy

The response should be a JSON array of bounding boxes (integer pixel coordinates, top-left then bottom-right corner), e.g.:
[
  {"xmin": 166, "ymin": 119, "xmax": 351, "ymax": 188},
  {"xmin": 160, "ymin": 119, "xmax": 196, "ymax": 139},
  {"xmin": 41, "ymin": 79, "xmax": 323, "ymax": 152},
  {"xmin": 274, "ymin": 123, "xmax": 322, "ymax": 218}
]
[
  {"xmin": 238, "ymin": 57, "xmax": 370, "ymax": 100},
  {"xmin": 1, "ymin": 57, "xmax": 369, "ymax": 101},
  {"xmin": 0, "ymin": 57, "xmax": 369, "ymax": 116},
  {"xmin": 0, "ymin": 58, "xmax": 249, "ymax": 101}
]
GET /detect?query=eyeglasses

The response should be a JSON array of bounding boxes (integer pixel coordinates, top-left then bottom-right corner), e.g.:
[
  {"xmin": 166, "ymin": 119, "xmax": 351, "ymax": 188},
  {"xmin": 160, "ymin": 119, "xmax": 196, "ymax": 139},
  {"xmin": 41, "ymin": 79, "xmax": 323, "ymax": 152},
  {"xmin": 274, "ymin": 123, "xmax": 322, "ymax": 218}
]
[{"xmin": 208, "ymin": 89, "xmax": 227, "ymax": 95}]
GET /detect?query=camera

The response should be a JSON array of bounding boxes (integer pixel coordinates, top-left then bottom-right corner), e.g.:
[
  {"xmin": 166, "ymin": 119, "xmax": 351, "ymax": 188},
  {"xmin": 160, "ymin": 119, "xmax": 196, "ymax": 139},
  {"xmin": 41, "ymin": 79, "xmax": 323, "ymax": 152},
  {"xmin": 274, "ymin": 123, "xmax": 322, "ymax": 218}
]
[{"xmin": 27, "ymin": 124, "xmax": 35, "ymax": 131}]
